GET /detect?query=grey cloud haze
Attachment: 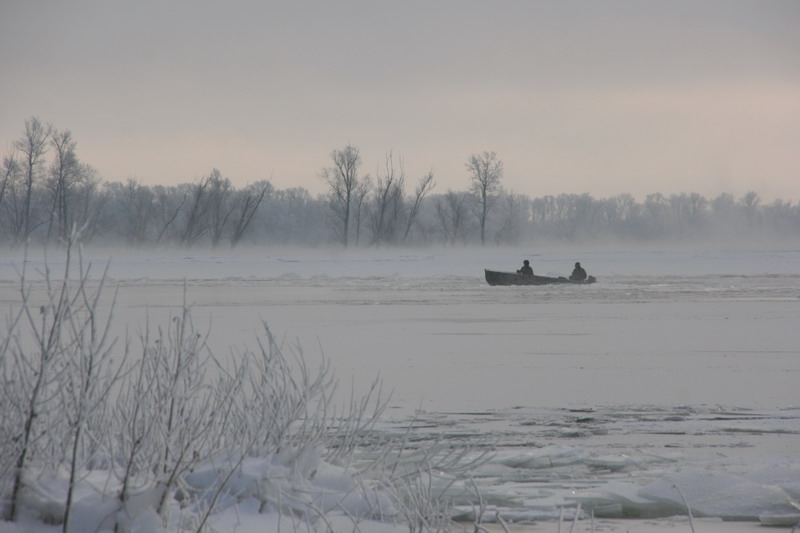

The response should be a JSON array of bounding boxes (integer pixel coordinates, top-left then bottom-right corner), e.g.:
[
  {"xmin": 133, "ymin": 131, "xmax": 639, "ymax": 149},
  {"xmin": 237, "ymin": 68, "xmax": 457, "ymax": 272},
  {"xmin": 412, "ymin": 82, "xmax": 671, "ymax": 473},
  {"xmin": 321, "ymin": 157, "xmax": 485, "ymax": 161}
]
[{"xmin": 2, "ymin": 0, "xmax": 799, "ymax": 200}]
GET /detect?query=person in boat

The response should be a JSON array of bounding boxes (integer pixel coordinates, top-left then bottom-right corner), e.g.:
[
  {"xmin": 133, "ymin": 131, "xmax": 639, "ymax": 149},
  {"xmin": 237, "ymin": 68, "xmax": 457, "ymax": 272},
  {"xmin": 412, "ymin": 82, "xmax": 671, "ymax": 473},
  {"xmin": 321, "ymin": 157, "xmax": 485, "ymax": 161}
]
[
  {"xmin": 517, "ymin": 259, "xmax": 533, "ymax": 276},
  {"xmin": 569, "ymin": 261, "xmax": 587, "ymax": 281}
]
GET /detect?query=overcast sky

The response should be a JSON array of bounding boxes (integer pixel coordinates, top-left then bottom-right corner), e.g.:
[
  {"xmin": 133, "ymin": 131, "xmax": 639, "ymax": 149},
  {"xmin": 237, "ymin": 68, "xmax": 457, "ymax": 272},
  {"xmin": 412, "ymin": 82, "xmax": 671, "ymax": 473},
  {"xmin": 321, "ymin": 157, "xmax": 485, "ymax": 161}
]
[{"xmin": 2, "ymin": 1, "xmax": 799, "ymax": 201}]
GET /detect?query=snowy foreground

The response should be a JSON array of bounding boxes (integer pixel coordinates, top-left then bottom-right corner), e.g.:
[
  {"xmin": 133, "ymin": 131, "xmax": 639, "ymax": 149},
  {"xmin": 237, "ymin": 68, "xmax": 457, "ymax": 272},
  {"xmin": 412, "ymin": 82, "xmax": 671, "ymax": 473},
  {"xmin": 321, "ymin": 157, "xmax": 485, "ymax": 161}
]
[{"xmin": 1, "ymin": 245, "xmax": 799, "ymax": 532}]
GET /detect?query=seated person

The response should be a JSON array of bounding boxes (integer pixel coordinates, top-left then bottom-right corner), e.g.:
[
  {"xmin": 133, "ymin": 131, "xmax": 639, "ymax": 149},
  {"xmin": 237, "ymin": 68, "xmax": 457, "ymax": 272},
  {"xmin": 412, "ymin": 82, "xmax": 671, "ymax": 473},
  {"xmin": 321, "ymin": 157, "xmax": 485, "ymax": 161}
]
[
  {"xmin": 570, "ymin": 261, "xmax": 587, "ymax": 281},
  {"xmin": 517, "ymin": 259, "xmax": 533, "ymax": 276}
]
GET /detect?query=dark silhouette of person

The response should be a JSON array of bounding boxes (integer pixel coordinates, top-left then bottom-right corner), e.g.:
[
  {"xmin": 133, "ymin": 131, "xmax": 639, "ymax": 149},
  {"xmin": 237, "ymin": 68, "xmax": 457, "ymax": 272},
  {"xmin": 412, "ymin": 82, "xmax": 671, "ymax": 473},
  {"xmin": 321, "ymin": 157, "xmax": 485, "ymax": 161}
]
[
  {"xmin": 570, "ymin": 261, "xmax": 587, "ymax": 281},
  {"xmin": 517, "ymin": 259, "xmax": 533, "ymax": 276}
]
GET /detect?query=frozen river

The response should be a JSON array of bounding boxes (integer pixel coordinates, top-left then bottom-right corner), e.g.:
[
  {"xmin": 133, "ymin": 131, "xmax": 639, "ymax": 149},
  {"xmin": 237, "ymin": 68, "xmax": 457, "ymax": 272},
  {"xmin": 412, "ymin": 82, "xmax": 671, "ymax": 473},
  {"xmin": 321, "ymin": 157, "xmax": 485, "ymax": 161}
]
[
  {"xmin": 2, "ymin": 245, "xmax": 799, "ymax": 523},
  {"xmin": 22, "ymin": 246, "xmax": 791, "ymax": 414}
]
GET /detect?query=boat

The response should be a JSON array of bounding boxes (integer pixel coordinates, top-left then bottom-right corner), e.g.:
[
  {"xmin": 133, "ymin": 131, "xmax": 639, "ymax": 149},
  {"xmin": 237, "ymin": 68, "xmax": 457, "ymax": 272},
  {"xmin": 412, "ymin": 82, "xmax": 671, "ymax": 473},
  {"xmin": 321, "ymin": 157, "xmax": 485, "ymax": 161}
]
[{"xmin": 484, "ymin": 269, "xmax": 597, "ymax": 286}]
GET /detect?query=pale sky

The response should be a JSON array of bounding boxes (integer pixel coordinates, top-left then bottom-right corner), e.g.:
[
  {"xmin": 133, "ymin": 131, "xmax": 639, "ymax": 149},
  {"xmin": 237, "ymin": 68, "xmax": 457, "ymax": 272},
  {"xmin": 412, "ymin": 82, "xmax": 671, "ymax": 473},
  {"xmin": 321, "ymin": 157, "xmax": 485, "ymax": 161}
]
[{"xmin": 2, "ymin": 1, "xmax": 799, "ymax": 201}]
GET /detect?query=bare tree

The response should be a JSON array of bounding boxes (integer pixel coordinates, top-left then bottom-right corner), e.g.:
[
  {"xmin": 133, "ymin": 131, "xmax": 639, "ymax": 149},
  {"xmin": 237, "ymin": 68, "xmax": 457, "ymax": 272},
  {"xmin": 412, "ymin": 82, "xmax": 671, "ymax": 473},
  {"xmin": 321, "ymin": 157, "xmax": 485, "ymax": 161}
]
[
  {"xmin": 3, "ymin": 244, "xmax": 68, "ymax": 521},
  {"xmin": 0, "ymin": 154, "xmax": 21, "ymax": 242},
  {"xmin": 321, "ymin": 144, "xmax": 362, "ymax": 248},
  {"xmin": 466, "ymin": 151, "xmax": 503, "ymax": 245},
  {"xmin": 13, "ymin": 116, "xmax": 52, "ymax": 244},
  {"xmin": 352, "ymin": 176, "xmax": 372, "ymax": 247},
  {"xmin": 599, "ymin": 193, "xmax": 638, "ymax": 237},
  {"xmin": 643, "ymin": 193, "xmax": 670, "ymax": 239},
  {"xmin": 669, "ymin": 192, "xmax": 708, "ymax": 236},
  {"xmin": 179, "ymin": 177, "xmax": 212, "ymax": 246},
  {"xmin": 402, "ymin": 171, "xmax": 435, "ymax": 244},
  {"xmin": 115, "ymin": 178, "xmax": 156, "ymax": 245},
  {"xmin": 58, "ymin": 248, "xmax": 126, "ymax": 532},
  {"xmin": 493, "ymin": 191, "xmax": 528, "ymax": 245},
  {"xmin": 46, "ymin": 129, "xmax": 80, "ymax": 242},
  {"xmin": 110, "ymin": 333, "xmax": 159, "ymax": 532},
  {"xmin": 148, "ymin": 302, "xmax": 218, "ymax": 523},
  {"xmin": 436, "ymin": 190, "xmax": 470, "ymax": 246},
  {"xmin": 369, "ymin": 152, "xmax": 405, "ymax": 247},
  {"xmin": 1, "ymin": 152, "xmax": 18, "ymax": 212},
  {"xmin": 206, "ymin": 169, "xmax": 233, "ymax": 247},
  {"xmin": 229, "ymin": 180, "xmax": 271, "ymax": 247},
  {"xmin": 71, "ymin": 165, "xmax": 105, "ymax": 242},
  {"xmin": 261, "ymin": 187, "xmax": 322, "ymax": 245},
  {"xmin": 709, "ymin": 192, "xmax": 738, "ymax": 237},
  {"xmin": 1, "ymin": 230, "xmax": 124, "ymax": 528},
  {"xmin": 741, "ymin": 190, "xmax": 761, "ymax": 228},
  {"xmin": 153, "ymin": 185, "xmax": 188, "ymax": 245}
]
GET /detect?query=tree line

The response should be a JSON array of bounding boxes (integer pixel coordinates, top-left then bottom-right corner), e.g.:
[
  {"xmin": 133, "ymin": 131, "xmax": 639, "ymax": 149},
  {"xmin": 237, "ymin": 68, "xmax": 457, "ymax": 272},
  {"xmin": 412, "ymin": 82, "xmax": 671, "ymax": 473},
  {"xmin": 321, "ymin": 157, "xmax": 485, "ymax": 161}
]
[{"xmin": 3, "ymin": 116, "xmax": 798, "ymax": 248}]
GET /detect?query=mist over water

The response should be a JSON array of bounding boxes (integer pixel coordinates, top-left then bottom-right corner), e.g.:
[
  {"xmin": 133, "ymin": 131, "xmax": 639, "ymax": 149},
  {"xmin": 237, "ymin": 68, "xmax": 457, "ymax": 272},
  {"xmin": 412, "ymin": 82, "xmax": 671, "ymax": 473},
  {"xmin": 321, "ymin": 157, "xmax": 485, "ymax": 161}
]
[{"xmin": 3, "ymin": 244, "xmax": 797, "ymax": 412}]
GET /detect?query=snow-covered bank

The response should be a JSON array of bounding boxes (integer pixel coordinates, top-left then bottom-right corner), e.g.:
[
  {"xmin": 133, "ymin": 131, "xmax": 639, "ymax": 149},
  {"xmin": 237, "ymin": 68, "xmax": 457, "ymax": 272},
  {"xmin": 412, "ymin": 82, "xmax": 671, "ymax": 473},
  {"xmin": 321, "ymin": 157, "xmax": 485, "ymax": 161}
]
[{"xmin": 1, "ymin": 246, "xmax": 798, "ymax": 532}]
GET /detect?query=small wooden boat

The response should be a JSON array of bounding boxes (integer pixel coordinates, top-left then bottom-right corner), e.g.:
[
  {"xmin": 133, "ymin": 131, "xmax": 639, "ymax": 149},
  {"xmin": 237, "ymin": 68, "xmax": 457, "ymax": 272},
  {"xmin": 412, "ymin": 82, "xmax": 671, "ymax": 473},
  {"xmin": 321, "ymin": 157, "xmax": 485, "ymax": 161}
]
[{"xmin": 484, "ymin": 269, "xmax": 597, "ymax": 286}]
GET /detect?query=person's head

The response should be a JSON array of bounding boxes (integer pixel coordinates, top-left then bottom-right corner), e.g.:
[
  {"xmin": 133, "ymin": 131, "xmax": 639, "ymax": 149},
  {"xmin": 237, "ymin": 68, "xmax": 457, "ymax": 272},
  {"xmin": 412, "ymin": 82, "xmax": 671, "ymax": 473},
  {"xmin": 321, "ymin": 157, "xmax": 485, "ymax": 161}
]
[
  {"xmin": 575, "ymin": 262, "xmax": 581, "ymax": 267},
  {"xmin": 523, "ymin": 260, "xmax": 530, "ymax": 266}
]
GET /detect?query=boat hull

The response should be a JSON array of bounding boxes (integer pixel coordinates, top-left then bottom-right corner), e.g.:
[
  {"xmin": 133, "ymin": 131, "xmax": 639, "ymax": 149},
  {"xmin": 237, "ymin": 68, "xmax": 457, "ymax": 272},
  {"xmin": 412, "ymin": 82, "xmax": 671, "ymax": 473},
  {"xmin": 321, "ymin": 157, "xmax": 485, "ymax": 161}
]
[{"xmin": 484, "ymin": 269, "xmax": 596, "ymax": 286}]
